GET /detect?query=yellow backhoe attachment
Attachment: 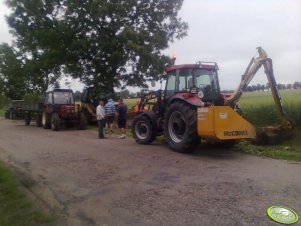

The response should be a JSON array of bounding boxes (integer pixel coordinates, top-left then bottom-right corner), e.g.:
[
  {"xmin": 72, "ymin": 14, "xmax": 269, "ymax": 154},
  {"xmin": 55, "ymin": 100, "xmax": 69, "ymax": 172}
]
[
  {"xmin": 197, "ymin": 106, "xmax": 256, "ymax": 140},
  {"xmin": 224, "ymin": 47, "xmax": 293, "ymax": 143}
]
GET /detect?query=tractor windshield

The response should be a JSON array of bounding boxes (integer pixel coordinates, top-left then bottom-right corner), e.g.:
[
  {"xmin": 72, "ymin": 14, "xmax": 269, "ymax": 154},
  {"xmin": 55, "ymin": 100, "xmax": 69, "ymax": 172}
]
[
  {"xmin": 53, "ymin": 92, "xmax": 74, "ymax": 105},
  {"xmin": 194, "ymin": 69, "xmax": 220, "ymax": 92}
]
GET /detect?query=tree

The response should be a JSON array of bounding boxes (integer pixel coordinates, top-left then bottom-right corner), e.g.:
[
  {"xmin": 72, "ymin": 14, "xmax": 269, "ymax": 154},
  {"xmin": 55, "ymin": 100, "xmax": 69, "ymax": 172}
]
[
  {"xmin": 293, "ymin": 81, "xmax": 300, "ymax": 89},
  {"xmin": 0, "ymin": 43, "xmax": 27, "ymax": 99},
  {"xmin": 5, "ymin": 0, "xmax": 188, "ymax": 95},
  {"xmin": 74, "ymin": 91, "xmax": 82, "ymax": 101},
  {"xmin": 6, "ymin": 0, "xmax": 67, "ymax": 94}
]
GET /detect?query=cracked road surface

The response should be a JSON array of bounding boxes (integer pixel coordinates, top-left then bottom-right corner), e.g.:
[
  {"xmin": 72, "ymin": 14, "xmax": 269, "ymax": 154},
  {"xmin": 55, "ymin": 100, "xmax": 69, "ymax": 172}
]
[{"xmin": 0, "ymin": 118, "xmax": 301, "ymax": 226}]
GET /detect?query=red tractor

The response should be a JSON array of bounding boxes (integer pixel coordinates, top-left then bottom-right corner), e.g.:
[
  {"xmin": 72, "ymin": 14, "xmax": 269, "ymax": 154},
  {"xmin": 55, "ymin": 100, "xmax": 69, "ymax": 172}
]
[
  {"xmin": 42, "ymin": 89, "xmax": 87, "ymax": 131},
  {"xmin": 132, "ymin": 61, "xmax": 225, "ymax": 152},
  {"xmin": 132, "ymin": 48, "xmax": 293, "ymax": 153}
]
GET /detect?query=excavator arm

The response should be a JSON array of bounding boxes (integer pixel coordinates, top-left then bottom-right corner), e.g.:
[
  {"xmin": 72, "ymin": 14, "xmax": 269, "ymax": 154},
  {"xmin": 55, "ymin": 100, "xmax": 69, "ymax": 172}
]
[{"xmin": 225, "ymin": 47, "xmax": 293, "ymax": 133}]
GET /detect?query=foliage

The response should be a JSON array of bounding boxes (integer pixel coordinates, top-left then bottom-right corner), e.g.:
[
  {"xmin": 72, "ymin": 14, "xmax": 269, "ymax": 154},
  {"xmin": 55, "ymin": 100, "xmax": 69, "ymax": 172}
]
[
  {"xmin": 0, "ymin": 109, "xmax": 5, "ymax": 117},
  {"xmin": 0, "ymin": 95, "xmax": 8, "ymax": 109},
  {"xmin": 5, "ymin": 0, "xmax": 67, "ymax": 94},
  {"xmin": 5, "ymin": 0, "xmax": 188, "ymax": 95},
  {"xmin": 0, "ymin": 43, "xmax": 27, "ymax": 99},
  {"xmin": 23, "ymin": 91, "xmax": 43, "ymax": 103},
  {"xmin": 0, "ymin": 160, "xmax": 55, "ymax": 225}
]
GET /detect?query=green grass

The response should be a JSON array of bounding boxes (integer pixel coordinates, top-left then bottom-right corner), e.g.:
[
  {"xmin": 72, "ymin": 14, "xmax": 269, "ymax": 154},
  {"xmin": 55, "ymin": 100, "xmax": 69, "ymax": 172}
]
[
  {"xmin": 0, "ymin": 160, "xmax": 55, "ymax": 226},
  {"xmin": 234, "ymin": 89, "xmax": 301, "ymax": 161},
  {"xmin": 239, "ymin": 89, "xmax": 301, "ymax": 127},
  {"xmin": 233, "ymin": 130, "xmax": 301, "ymax": 161}
]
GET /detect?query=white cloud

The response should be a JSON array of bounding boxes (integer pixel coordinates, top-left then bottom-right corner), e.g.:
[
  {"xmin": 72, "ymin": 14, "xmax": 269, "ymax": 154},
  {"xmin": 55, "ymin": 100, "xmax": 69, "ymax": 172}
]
[{"xmin": 166, "ymin": 0, "xmax": 301, "ymax": 90}]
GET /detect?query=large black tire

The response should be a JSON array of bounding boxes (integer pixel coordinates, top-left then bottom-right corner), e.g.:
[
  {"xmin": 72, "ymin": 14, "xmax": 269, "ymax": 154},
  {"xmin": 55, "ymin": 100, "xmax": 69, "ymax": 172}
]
[
  {"xmin": 132, "ymin": 114, "xmax": 156, "ymax": 144},
  {"xmin": 76, "ymin": 112, "xmax": 87, "ymax": 130},
  {"xmin": 164, "ymin": 101, "xmax": 199, "ymax": 153},
  {"xmin": 36, "ymin": 114, "xmax": 42, "ymax": 127},
  {"xmin": 51, "ymin": 112, "xmax": 60, "ymax": 131},
  {"xmin": 42, "ymin": 112, "xmax": 51, "ymax": 129}
]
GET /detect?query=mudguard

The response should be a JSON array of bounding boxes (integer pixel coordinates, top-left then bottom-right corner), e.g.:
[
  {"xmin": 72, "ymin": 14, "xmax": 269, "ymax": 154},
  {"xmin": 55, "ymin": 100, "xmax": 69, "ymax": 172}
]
[{"xmin": 170, "ymin": 93, "xmax": 204, "ymax": 107}]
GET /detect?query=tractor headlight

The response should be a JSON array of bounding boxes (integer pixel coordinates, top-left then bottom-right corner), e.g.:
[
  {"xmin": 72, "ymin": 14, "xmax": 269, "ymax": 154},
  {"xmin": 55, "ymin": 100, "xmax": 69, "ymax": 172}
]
[{"xmin": 198, "ymin": 91, "xmax": 204, "ymax": 98}]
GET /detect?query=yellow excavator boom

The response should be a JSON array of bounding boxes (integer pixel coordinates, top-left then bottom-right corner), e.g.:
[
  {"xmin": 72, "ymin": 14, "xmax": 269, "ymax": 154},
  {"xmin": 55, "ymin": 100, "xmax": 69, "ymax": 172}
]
[{"xmin": 225, "ymin": 47, "xmax": 293, "ymax": 132}]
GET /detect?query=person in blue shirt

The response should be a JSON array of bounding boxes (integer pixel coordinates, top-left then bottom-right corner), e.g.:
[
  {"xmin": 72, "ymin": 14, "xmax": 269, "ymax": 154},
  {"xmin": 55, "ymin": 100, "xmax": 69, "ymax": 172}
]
[{"xmin": 104, "ymin": 98, "xmax": 116, "ymax": 135}]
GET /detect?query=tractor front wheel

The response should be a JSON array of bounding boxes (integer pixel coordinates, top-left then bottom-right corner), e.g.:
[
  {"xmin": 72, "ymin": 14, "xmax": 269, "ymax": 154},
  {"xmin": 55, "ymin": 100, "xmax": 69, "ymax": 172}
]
[
  {"xmin": 132, "ymin": 114, "xmax": 156, "ymax": 144},
  {"xmin": 165, "ymin": 102, "xmax": 199, "ymax": 153}
]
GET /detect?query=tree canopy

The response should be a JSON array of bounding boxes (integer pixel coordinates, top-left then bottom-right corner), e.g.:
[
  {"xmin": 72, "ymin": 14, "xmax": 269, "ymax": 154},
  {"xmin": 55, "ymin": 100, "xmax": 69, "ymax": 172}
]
[
  {"xmin": 0, "ymin": 43, "xmax": 26, "ymax": 99},
  {"xmin": 3, "ymin": 0, "xmax": 188, "ymax": 95}
]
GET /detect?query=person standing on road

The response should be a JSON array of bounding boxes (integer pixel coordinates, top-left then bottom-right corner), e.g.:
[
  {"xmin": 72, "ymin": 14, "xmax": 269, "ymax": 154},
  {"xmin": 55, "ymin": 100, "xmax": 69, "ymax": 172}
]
[
  {"xmin": 96, "ymin": 100, "xmax": 106, "ymax": 139},
  {"xmin": 104, "ymin": 98, "xmax": 116, "ymax": 135},
  {"xmin": 116, "ymin": 98, "xmax": 128, "ymax": 139}
]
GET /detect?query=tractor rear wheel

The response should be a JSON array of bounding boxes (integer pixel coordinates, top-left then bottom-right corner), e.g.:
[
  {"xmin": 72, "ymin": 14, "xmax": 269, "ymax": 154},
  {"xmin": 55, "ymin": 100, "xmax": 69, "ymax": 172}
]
[
  {"xmin": 132, "ymin": 114, "xmax": 156, "ymax": 144},
  {"xmin": 165, "ymin": 101, "xmax": 199, "ymax": 153},
  {"xmin": 51, "ymin": 113, "xmax": 60, "ymax": 131}
]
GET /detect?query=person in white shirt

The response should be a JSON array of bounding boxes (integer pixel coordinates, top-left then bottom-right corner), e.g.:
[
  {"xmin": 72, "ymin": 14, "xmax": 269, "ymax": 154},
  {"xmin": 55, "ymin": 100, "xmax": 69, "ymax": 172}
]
[{"xmin": 96, "ymin": 100, "xmax": 105, "ymax": 139}]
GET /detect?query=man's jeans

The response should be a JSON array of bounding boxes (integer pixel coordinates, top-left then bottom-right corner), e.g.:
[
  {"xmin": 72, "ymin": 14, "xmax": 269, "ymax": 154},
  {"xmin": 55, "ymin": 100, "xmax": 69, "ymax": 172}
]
[{"xmin": 98, "ymin": 119, "xmax": 105, "ymax": 138}]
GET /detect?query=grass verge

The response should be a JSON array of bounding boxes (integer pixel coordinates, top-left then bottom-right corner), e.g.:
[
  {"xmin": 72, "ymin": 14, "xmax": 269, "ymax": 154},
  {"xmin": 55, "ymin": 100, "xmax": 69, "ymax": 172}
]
[
  {"xmin": 233, "ymin": 130, "xmax": 301, "ymax": 162},
  {"xmin": 0, "ymin": 160, "xmax": 55, "ymax": 226}
]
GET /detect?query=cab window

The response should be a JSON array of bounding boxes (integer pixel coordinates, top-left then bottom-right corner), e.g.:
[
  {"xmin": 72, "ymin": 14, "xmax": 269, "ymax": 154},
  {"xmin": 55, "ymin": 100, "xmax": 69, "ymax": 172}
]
[{"xmin": 165, "ymin": 71, "xmax": 176, "ymax": 98}]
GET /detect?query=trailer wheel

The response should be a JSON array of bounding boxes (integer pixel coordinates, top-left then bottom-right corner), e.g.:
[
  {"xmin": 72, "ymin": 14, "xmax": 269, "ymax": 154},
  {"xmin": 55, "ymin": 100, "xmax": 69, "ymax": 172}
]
[
  {"xmin": 42, "ymin": 112, "xmax": 51, "ymax": 129},
  {"xmin": 132, "ymin": 114, "xmax": 156, "ymax": 144},
  {"xmin": 51, "ymin": 112, "xmax": 60, "ymax": 131},
  {"xmin": 36, "ymin": 114, "xmax": 42, "ymax": 127},
  {"xmin": 76, "ymin": 112, "xmax": 87, "ymax": 130},
  {"xmin": 165, "ymin": 101, "xmax": 199, "ymax": 153}
]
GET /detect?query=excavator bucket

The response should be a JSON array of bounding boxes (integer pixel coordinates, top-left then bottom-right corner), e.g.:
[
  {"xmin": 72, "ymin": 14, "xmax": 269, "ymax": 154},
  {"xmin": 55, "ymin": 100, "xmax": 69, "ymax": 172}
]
[{"xmin": 197, "ymin": 106, "xmax": 256, "ymax": 140}]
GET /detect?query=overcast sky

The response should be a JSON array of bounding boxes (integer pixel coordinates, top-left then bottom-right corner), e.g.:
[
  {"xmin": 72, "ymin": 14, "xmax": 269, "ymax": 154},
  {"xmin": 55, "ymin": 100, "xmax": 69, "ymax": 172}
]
[{"xmin": 1, "ymin": 0, "xmax": 301, "ymax": 91}]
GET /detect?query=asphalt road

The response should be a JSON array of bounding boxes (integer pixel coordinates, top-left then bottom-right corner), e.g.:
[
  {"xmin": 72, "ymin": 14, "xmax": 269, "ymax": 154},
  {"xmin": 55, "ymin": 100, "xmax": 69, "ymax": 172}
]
[{"xmin": 0, "ymin": 117, "xmax": 300, "ymax": 226}]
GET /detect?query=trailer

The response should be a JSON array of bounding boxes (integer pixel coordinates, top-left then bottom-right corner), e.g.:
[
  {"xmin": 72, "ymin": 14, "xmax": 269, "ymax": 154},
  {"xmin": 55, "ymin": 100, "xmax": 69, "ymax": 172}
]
[{"xmin": 5, "ymin": 89, "xmax": 87, "ymax": 131}]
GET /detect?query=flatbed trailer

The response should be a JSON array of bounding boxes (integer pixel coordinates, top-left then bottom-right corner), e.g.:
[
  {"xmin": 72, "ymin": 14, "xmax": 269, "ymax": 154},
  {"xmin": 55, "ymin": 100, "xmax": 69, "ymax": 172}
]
[{"xmin": 5, "ymin": 89, "xmax": 87, "ymax": 130}]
